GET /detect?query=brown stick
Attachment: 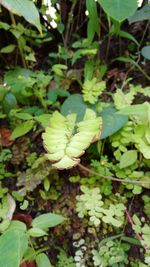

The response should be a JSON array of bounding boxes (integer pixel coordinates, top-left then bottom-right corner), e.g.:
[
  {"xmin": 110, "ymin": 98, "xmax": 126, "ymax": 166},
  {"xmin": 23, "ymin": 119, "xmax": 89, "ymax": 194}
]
[{"xmin": 78, "ymin": 163, "xmax": 150, "ymax": 185}]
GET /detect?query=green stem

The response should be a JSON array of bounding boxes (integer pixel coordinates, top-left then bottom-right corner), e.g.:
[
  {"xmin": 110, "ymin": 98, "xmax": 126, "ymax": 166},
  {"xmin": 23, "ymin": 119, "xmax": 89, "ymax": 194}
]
[
  {"xmin": 105, "ymin": 16, "xmax": 111, "ymax": 61},
  {"xmin": 9, "ymin": 11, "xmax": 27, "ymax": 68}
]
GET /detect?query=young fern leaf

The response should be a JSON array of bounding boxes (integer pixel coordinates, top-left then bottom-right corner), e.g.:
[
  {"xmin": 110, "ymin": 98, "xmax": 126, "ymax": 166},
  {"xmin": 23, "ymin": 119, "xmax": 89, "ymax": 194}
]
[{"xmin": 42, "ymin": 109, "xmax": 102, "ymax": 169}]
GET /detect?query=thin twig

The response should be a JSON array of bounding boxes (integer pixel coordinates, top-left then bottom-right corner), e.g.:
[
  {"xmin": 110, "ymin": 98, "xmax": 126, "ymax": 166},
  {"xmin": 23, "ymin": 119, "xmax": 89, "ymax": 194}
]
[
  {"xmin": 139, "ymin": 20, "xmax": 150, "ymax": 48},
  {"xmin": 9, "ymin": 11, "xmax": 27, "ymax": 68},
  {"xmin": 64, "ymin": 0, "xmax": 78, "ymax": 48},
  {"xmin": 125, "ymin": 209, "xmax": 148, "ymax": 251},
  {"xmin": 78, "ymin": 163, "xmax": 150, "ymax": 185}
]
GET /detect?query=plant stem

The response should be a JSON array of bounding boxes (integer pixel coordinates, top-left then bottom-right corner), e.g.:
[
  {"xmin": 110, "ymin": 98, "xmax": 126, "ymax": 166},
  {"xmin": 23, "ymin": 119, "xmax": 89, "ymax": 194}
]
[
  {"xmin": 78, "ymin": 163, "xmax": 150, "ymax": 185},
  {"xmin": 125, "ymin": 209, "xmax": 148, "ymax": 251},
  {"xmin": 64, "ymin": 0, "xmax": 78, "ymax": 48},
  {"xmin": 9, "ymin": 11, "xmax": 27, "ymax": 68},
  {"xmin": 139, "ymin": 20, "xmax": 150, "ymax": 48}
]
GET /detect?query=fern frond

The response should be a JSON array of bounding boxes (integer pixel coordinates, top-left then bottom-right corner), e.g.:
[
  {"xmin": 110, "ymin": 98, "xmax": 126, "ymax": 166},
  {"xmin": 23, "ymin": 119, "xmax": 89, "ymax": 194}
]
[
  {"xmin": 42, "ymin": 109, "xmax": 102, "ymax": 169},
  {"xmin": 82, "ymin": 78, "xmax": 106, "ymax": 104}
]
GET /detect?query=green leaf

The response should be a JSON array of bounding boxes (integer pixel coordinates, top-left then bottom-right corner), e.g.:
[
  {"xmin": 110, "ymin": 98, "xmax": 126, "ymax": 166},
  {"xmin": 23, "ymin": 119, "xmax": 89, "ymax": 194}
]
[
  {"xmin": 8, "ymin": 220, "xmax": 27, "ymax": 232},
  {"xmin": 119, "ymin": 31, "xmax": 139, "ymax": 46},
  {"xmin": 97, "ymin": 0, "xmax": 137, "ymax": 22},
  {"xmin": 146, "ymin": 127, "xmax": 150, "ymax": 144},
  {"xmin": 4, "ymin": 67, "xmax": 33, "ymax": 104},
  {"xmin": 82, "ymin": 78, "xmax": 106, "ymax": 104},
  {"xmin": 35, "ymin": 114, "xmax": 51, "ymax": 128},
  {"xmin": 0, "ymin": 0, "xmax": 42, "ymax": 33},
  {"xmin": 3, "ymin": 92, "xmax": 17, "ymax": 114},
  {"xmin": 48, "ymin": 89, "xmax": 70, "ymax": 103},
  {"xmin": 42, "ymin": 109, "xmax": 102, "ymax": 169},
  {"xmin": 36, "ymin": 253, "xmax": 52, "ymax": 267},
  {"xmin": 11, "ymin": 120, "xmax": 35, "ymax": 139},
  {"xmin": 117, "ymin": 102, "xmax": 150, "ymax": 122},
  {"xmin": 100, "ymin": 106, "xmax": 128, "ymax": 139},
  {"xmin": 121, "ymin": 236, "xmax": 141, "ymax": 246},
  {"xmin": 128, "ymin": 4, "xmax": 150, "ymax": 23},
  {"xmin": 141, "ymin": 46, "xmax": 150, "ymax": 60},
  {"xmin": 86, "ymin": 0, "xmax": 99, "ymax": 43},
  {"xmin": 84, "ymin": 60, "xmax": 94, "ymax": 80},
  {"xmin": 25, "ymin": 52, "xmax": 36, "ymax": 62},
  {"xmin": 61, "ymin": 94, "xmax": 88, "ymax": 122},
  {"xmin": 32, "ymin": 213, "xmax": 65, "ymax": 230},
  {"xmin": 52, "ymin": 64, "xmax": 67, "ymax": 76},
  {"xmin": 115, "ymin": 56, "xmax": 150, "ymax": 81},
  {"xmin": 120, "ymin": 150, "xmax": 138, "ymax": 169},
  {"xmin": 0, "ymin": 85, "xmax": 7, "ymax": 102},
  {"xmin": 0, "ymin": 230, "xmax": 27, "ymax": 267},
  {"xmin": 57, "ymin": 23, "xmax": 65, "ymax": 34},
  {"xmin": 0, "ymin": 44, "xmax": 16, "ymax": 53},
  {"xmin": 114, "ymin": 89, "xmax": 135, "ymax": 109},
  {"xmin": 14, "ymin": 112, "xmax": 33, "ymax": 120},
  {"xmin": 0, "ymin": 21, "xmax": 10, "ymax": 30},
  {"xmin": 27, "ymin": 227, "xmax": 47, "ymax": 237}
]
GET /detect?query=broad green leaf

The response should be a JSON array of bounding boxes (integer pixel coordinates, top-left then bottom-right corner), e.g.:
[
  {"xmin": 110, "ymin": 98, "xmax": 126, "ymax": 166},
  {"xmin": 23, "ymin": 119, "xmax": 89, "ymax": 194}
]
[
  {"xmin": 23, "ymin": 247, "xmax": 37, "ymax": 262},
  {"xmin": 3, "ymin": 92, "xmax": 17, "ymax": 114},
  {"xmin": 0, "ymin": 194, "xmax": 16, "ymax": 231},
  {"xmin": 36, "ymin": 253, "xmax": 52, "ymax": 267},
  {"xmin": 57, "ymin": 23, "xmax": 65, "ymax": 34},
  {"xmin": 11, "ymin": 120, "xmax": 35, "ymax": 139},
  {"xmin": 61, "ymin": 94, "xmax": 88, "ymax": 122},
  {"xmin": 128, "ymin": 4, "xmax": 150, "ymax": 24},
  {"xmin": 4, "ymin": 67, "xmax": 33, "ymax": 104},
  {"xmin": 0, "ymin": 0, "xmax": 42, "ymax": 33},
  {"xmin": 52, "ymin": 64, "xmax": 67, "ymax": 76},
  {"xmin": 86, "ymin": 0, "xmax": 99, "ymax": 43},
  {"xmin": 0, "ymin": 230, "xmax": 27, "ymax": 267},
  {"xmin": 0, "ymin": 21, "xmax": 10, "ymax": 30},
  {"xmin": 141, "ymin": 46, "xmax": 150, "ymax": 60},
  {"xmin": 48, "ymin": 88, "xmax": 70, "ymax": 103},
  {"xmin": 27, "ymin": 227, "xmax": 47, "ymax": 237},
  {"xmin": 98, "ymin": 0, "xmax": 137, "ymax": 22},
  {"xmin": 32, "ymin": 213, "xmax": 64, "ymax": 230},
  {"xmin": 117, "ymin": 102, "xmax": 150, "ymax": 122},
  {"xmin": 84, "ymin": 60, "xmax": 94, "ymax": 80},
  {"xmin": 14, "ymin": 112, "xmax": 33, "ymax": 120},
  {"xmin": 120, "ymin": 150, "xmax": 138, "ymax": 169},
  {"xmin": 0, "ymin": 44, "xmax": 16, "ymax": 53},
  {"xmin": 146, "ymin": 127, "xmax": 150, "ymax": 144},
  {"xmin": 5, "ymin": 67, "xmax": 32, "ymax": 85},
  {"xmin": 42, "ymin": 109, "xmax": 102, "ymax": 169},
  {"xmin": 8, "ymin": 220, "xmax": 27, "ymax": 232},
  {"xmin": 135, "ymin": 138, "xmax": 150, "ymax": 159},
  {"xmin": 35, "ymin": 114, "xmax": 51, "ymax": 128},
  {"xmin": 100, "ymin": 106, "xmax": 128, "ymax": 139}
]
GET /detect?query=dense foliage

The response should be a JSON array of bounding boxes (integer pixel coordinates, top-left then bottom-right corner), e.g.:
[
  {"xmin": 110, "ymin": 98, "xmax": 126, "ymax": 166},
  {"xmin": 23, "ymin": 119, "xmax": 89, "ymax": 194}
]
[{"xmin": 0, "ymin": 0, "xmax": 150, "ymax": 266}]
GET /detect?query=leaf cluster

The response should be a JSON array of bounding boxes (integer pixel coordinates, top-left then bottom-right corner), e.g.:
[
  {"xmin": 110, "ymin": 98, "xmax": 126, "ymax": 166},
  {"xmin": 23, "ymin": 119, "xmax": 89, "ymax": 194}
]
[
  {"xmin": 43, "ymin": 109, "xmax": 102, "ymax": 169},
  {"xmin": 92, "ymin": 240, "xmax": 129, "ymax": 267},
  {"xmin": 76, "ymin": 186, "xmax": 125, "ymax": 227},
  {"xmin": 57, "ymin": 250, "xmax": 75, "ymax": 267},
  {"xmin": 0, "ymin": 212, "xmax": 64, "ymax": 267},
  {"xmin": 82, "ymin": 78, "xmax": 106, "ymax": 104}
]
